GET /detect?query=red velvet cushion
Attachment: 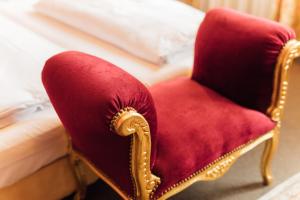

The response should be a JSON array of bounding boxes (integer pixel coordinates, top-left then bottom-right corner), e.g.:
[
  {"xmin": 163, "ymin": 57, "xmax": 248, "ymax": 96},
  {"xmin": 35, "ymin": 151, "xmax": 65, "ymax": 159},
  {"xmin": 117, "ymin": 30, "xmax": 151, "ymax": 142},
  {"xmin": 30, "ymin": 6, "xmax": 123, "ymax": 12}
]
[
  {"xmin": 42, "ymin": 51, "xmax": 157, "ymax": 196},
  {"xmin": 150, "ymin": 78, "xmax": 276, "ymax": 198},
  {"xmin": 192, "ymin": 8, "xmax": 295, "ymax": 112}
]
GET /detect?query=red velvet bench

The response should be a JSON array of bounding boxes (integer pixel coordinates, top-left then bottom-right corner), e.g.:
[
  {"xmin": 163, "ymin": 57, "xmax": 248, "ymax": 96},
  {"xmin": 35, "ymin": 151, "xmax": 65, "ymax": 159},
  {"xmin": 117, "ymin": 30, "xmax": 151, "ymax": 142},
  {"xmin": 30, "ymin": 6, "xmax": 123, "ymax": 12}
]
[{"xmin": 42, "ymin": 8, "xmax": 300, "ymax": 200}]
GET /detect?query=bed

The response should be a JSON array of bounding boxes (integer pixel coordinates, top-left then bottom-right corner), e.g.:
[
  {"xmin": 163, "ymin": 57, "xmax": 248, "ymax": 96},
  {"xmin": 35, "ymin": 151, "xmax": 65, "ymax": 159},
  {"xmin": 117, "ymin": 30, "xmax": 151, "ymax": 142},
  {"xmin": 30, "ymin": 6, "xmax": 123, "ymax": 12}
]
[
  {"xmin": 1, "ymin": 0, "xmax": 202, "ymax": 85},
  {"xmin": 0, "ymin": 1, "xmax": 204, "ymax": 199},
  {"xmin": 0, "ymin": 15, "xmax": 91, "ymax": 200}
]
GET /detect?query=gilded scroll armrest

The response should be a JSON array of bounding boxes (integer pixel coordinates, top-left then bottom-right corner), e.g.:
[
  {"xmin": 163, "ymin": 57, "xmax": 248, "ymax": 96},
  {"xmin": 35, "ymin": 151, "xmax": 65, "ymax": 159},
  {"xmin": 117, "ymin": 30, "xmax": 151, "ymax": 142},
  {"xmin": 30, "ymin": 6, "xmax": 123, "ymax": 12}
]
[{"xmin": 111, "ymin": 107, "xmax": 161, "ymax": 200}]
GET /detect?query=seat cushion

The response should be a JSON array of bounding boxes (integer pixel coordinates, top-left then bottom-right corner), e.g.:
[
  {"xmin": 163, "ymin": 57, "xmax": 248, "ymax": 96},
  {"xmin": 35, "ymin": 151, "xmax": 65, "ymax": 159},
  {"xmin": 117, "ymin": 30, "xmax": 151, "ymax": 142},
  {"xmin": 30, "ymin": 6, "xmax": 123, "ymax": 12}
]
[{"xmin": 149, "ymin": 77, "xmax": 276, "ymax": 198}]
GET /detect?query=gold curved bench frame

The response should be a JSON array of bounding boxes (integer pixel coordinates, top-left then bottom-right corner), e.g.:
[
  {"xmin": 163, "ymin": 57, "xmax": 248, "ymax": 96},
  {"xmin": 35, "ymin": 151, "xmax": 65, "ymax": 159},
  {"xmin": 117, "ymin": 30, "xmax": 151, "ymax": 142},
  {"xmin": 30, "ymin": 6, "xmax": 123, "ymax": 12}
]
[{"xmin": 69, "ymin": 39, "xmax": 300, "ymax": 200}]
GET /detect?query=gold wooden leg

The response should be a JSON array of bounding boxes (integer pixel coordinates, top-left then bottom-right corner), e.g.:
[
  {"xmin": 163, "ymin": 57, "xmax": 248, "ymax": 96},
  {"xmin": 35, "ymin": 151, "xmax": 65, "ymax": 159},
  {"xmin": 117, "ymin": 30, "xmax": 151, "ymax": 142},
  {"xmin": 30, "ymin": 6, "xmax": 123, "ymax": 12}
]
[
  {"xmin": 70, "ymin": 152, "xmax": 87, "ymax": 200},
  {"xmin": 261, "ymin": 130, "xmax": 279, "ymax": 185}
]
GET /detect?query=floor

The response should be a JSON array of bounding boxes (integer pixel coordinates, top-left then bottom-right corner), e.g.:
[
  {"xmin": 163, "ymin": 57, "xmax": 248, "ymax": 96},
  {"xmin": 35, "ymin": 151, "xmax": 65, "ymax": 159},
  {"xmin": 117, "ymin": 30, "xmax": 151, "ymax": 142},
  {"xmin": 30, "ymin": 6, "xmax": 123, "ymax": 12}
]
[{"xmin": 65, "ymin": 59, "xmax": 300, "ymax": 200}]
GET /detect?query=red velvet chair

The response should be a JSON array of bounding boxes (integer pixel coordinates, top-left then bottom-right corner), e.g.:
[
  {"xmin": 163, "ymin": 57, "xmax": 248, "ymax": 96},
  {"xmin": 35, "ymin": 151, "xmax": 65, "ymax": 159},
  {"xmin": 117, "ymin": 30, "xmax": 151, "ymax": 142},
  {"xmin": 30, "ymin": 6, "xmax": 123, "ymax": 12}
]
[{"xmin": 42, "ymin": 8, "xmax": 300, "ymax": 200}]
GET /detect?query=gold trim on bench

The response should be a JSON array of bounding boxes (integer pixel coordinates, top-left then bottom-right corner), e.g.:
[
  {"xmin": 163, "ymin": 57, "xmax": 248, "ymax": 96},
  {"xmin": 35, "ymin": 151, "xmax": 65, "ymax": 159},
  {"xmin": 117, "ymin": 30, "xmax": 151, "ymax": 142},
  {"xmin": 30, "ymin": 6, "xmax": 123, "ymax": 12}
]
[
  {"xmin": 156, "ymin": 131, "xmax": 274, "ymax": 200},
  {"xmin": 69, "ymin": 107, "xmax": 161, "ymax": 200},
  {"xmin": 69, "ymin": 40, "xmax": 300, "ymax": 200},
  {"xmin": 267, "ymin": 39, "xmax": 300, "ymax": 124},
  {"xmin": 71, "ymin": 150, "xmax": 132, "ymax": 200},
  {"xmin": 155, "ymin": 39, "xmax": 300, "ymax": 199},
  {"xmin": 261, "ymin": 39, "xmax": 300, "ymax": 185},
  {"xmin": 112, "ymin": 107, "xmax": 161, "ymax": 200}
]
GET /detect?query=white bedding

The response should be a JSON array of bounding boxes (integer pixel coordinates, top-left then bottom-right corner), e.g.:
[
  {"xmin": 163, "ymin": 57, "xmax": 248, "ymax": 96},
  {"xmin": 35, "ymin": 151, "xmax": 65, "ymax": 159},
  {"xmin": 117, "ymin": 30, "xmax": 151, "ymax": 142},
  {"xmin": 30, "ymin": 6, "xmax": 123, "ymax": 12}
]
[
  {"xmin": 0, "ymin": 108, "xmax": 66, "ymax": 188},
  {"xmin": 0, "ymin": 15, "xmax": 64, "ymax": 96},
  {"xmin": 35, "ymin": 0, "xmax": 204, "ymax": 65},
  {"xmin": 1, "ymin": 3, "xmax": 194, "ymax": 85},
  {"xmin": 0, "ymin": 1, "xmax": 196, "ymax": 189},
  {"xmin": 0, "ymin": 82, "xmax": 34, "ymax": 122},
  {"xmin": 0, "ymin": 16, "xmax": 67, "ymax": 188},
  {"xmin": 0, "ymin": 16, "xmax": 62, "ymax": 129}
]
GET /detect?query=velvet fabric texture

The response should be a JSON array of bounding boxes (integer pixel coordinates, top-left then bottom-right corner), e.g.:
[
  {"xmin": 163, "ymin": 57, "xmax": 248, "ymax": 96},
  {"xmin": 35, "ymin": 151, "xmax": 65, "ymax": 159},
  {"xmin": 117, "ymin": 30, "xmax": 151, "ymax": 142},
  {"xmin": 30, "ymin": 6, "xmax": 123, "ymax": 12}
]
[
  {"xmin": 42, "ymin": 51, "xmax": 157, "ymax": 196},
  {"xmin": 150, "ymin": 77, "xmax": 275, "ymax": 197},
  {"xmin": 41, "ymin": 8, "xmax": 294, "ymax": 200},
  {"xmin": 192, "ymin": 8, "xmax": 295, "ymax": 113}
]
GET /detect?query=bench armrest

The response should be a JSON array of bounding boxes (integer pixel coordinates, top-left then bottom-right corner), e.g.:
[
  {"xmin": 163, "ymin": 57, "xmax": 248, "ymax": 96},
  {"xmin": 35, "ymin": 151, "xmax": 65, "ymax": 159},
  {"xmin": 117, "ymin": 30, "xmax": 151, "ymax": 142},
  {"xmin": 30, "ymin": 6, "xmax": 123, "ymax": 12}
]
[
  {"xmin": 192, "ymin": 8, "xmax": 296, "ymax": 113},
  {"xmin": 42, "ymin": 51, "xmax": 158, "ymax": 198}
]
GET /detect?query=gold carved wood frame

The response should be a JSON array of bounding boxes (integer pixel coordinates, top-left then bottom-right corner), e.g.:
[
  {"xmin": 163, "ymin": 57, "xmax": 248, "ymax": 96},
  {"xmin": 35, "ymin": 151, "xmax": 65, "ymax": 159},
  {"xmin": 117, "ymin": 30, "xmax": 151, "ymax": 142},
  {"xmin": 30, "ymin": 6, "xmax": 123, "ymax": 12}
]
[{"xmin": 69, "ymin": 40, "xmax": 300, "ymax": 200}]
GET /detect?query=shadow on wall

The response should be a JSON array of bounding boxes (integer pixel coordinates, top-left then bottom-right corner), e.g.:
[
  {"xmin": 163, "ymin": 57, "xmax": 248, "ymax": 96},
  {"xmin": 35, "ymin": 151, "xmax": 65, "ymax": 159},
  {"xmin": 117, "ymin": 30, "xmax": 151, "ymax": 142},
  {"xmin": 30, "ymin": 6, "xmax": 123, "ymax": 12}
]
[{"xmin": 283, "ymin": 57, "xmax": 300, "ymax": 129}]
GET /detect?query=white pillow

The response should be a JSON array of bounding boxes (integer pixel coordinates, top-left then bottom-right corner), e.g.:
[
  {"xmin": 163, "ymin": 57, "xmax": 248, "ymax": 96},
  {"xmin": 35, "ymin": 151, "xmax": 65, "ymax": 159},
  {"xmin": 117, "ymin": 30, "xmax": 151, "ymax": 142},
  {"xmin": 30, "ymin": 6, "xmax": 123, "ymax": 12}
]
[{"xmin": 35, "ymin": 0, "xmax": 205, "ymax": 65}]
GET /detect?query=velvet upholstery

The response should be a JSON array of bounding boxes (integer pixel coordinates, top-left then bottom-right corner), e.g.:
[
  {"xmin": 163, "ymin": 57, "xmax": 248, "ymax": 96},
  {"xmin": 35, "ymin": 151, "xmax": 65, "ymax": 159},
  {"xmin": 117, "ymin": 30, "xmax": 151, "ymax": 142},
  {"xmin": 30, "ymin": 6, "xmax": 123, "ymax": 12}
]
[
  {"xmin": 42, "ymin": 51, "xmax": 157, "ymax": 196},
  {"xmin": 41, "ymin": 8, "xmax": 295, "ymax": 200},
  {"xmin": 150, "ymin": 77, "xmax": 275, "ymax": 197},
  {"xmin": 192, "ymin": 8, "xmax": 295, "ymax": 112}
]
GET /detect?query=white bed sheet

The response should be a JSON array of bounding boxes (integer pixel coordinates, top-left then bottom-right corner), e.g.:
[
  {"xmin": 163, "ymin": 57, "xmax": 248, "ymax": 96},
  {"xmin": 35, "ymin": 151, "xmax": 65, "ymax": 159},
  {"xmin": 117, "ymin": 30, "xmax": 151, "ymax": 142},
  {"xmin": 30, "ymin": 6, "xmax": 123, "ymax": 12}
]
[
  {"xmin": 1, "ymin": 2, "xmax": 194, "ymax": 85},
  {"xmin": 0, "ymin": 14, "xmax": 66, "ymax": 102},
  {"xmin": 0, "ymin": 108, "xmax": 67, "ymax": 188},
  {"xmin": 0, "ymin": 15, "xmax": 63, "ymax": 131},
  {"xmin": 0, "ymin": 1, "xmax": 194, "ymax": 189},
  {"xmin": 0, "ymin": 15, "xmax": 67, "ymax": 188}
]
